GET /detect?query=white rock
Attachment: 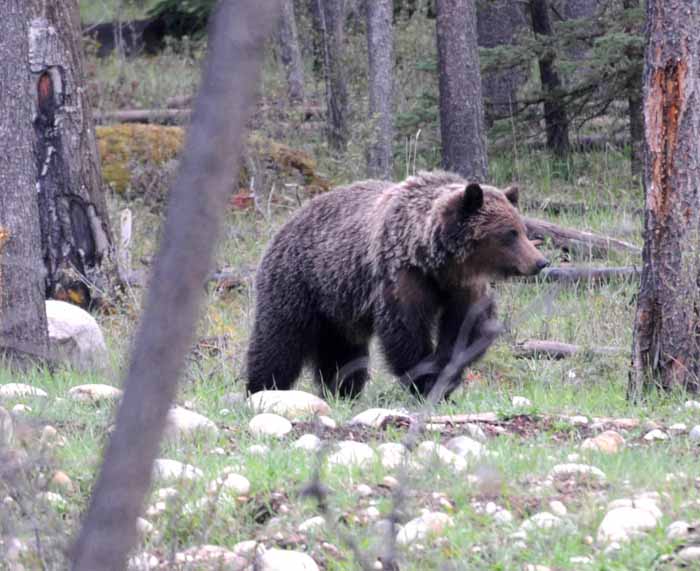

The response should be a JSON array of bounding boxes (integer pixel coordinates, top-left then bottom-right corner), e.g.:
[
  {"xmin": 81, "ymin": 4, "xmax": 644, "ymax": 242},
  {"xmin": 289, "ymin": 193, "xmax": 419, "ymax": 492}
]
[
  {"xmin": 493, "ymin": 509, "xmax": 514, "ymax": 525},
  {"xmin": 678, "ymin": 546, "xmax": 700, "ymax": 562},
  {"xmin": 356, "ymin": 484, "xmax": 373, "ymax": 497},
  {"xmin": 233, "ymin": 540, "xmax": 258, "ymax": 558},
  {"xmin": 567, "ymin": 453, "xmax": 581, "ymax": 462},
  {"xmin": 596, "ymin": 507, "xmax": 659, "ymax": 543},
  {"xmin": 327, "ymin": 441, "xmax": 376, "ymax": 469},
  {"xmin": 349, "ymin": 408, "xmax": 411, "ymax": 428},
  {"xmin": 247, "ymin": 390, "xmax": 330, "ymax": 419},
  {"xmin": 293, "ymin": 434, "xmax": 322, "ymax": 452},
  {"xmin": 155, "ymin": 487, "xmax": 179, "ymax": 502},
  {"xmin": 38, "ymin": 491, "xmax": 67, "ymax": 509},
  {"xmin": 568, "ymin": 415, "xmax": 589, "ymax": 426},
  {"xmin": 248, "ymin": 413, "xmax": 292, "ymax": 438},
  {"xmin": 173, "ymin": 545, "xmax": 248, "ymax": 570},
  {"xmin": 643, "ymin": 429, "xmax": 668, "ymax": 441},
  {"xmin": 445, "ymin": 435, "xmax": 485, "ymax": 459},
  {"xmin": 46, "ymin": 300, "xmax": 107, "ymax": 369},
  {"xmin": 548, "ymin": 463, "xmax": 607, "ymax": 484},
  {"xmin": 377, "ymin": 442, "xmax": 408, "ymax": 469},
  {"xmin": 569, "ymin": 556, "xmax": 593, "ymax": 565},
  {"xmin": 512, "ymin": 396, "xmax": 532, "ymax": 408},
  {"xmin": 0, "ymin": 383, "xmax": 48, "ymax": 399},
  {"xmin": 669, "ymin": 422, "xmax": 687, "ymax": 434},
  {"xmin": 136, "ymin": 517, "xmax": 154, "ymax": 537},
  {"xmin": 68, "ymin": 384, "xmax": 122, "ymax": 404},
  {"xmin": 165, "ymin": 407, "xmax": 219, "ymax": 441},
  {"xmin": 521, "ymin": 512, "xmax": 566, "ymax": 532},
  {"xmin": 415, "ymin": 441, "xmax": 467, "ymax": 472},
  {"xmin": 318, "ymin": 415, "xmax": 337, "ymax": 429},
  {"xmin": 685, "ymin": 400, "xmax": 700, "ymax": 410},
  {"xmin": 248, "ymin": 444, "xmax": 270, "ymax": 456},
  {"xmin": 689, "ymin": 425, "xmax": 700, "ymax": 442},
  {"xmin": 0, "ymin": 406, "xmax": 12, "ymax": 447},
  {"xmin": 461, "ymin": 423, "xmax": 487, "ymax": 442},
  {"xmin": 549, "ymin": 500, "xmax": 567, "ymax": 517},
  {"xmin": 581, "ymin": 430, "xmax": 625, "ymax": 454},
  {"xmin": 666, "ymin": 520, "xmax": 691, "ymax": 540},
  {"xmin": 396, "ymin": 512, "xmax": 454, "ymax": 545},
  {"xmin": 152, "ymin": 459, "xmax": 203, "ymax": 482},
  {"xmin": 257, "ymin": 548, "xmax": 319, "ymax": 571},
  {"xmin": 209, "ymin": 473, "xmax": 251, "ymax": 496},
  {"xmin": 607, "ymin": 498, "xmax": 662, "ymax": 520},
  {"xmin": 298, "ymin": 516, "xmax": 326, "ymax": 533},
  {"xmin": 11, "ymin": 404, "xmax": 31, "ymax": 415}
]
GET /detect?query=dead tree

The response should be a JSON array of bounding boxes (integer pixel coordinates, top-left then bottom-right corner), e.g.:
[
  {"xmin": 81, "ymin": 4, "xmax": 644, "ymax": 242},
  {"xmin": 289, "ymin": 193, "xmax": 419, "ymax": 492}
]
[
  {"xmin": 0, "ymin": 1, "xmax": 49, "ymax": 362},
  {"xmin": 529, "ymin": 0, "xmax": 571, "ymax": 158},
  {"xmin": 629, "ymin": 0, "xmax": 700, "ymax": 398},
  {"xmin": 278, "ymin": 0, "xmax": 305, "ymax": 104},
  {"xmin": 366, "ymin": 0, "xmax": 394, "ymax": 179},
  {"xmin": 29, "ymin": 1, "xmax": 116, "ymax": 308},
  {"xmin": 318, "ymin": 0, "xmax": 349, "ymax": 151},
  {"xmin": 436, "ymin": 0, "xmax": 488, "ymax": 181},
  {"xmin": 70, "ymin": 2, "xmax": 280, "ymax": 569}
]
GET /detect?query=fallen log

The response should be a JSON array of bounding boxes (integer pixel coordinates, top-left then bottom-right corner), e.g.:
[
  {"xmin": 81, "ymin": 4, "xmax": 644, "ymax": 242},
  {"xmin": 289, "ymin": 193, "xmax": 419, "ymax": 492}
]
[
  {"xmin": 165, "ymin": 95, "xmax": 193, "ymax": 109},
  {"xmin": 528, "ymin": 266, "xmax": 639, "ymax": 285},
  {"xmin": 93, "ymin": 109, "xmax": 191, "ymax": 125},
  {"xmin": 523, "ymin": 200, "xmax": 642, "ymax": 217},
  {"xmin": 524, "ymin": 216, "xmax": 641, "ymax": 258},
  {"xmin": 513, "ymin": 339, "xmax": 623, "ymax": 359},
  {"xmin": 426, "ymin": 413, "xmax": 641, "ymax": 430}
]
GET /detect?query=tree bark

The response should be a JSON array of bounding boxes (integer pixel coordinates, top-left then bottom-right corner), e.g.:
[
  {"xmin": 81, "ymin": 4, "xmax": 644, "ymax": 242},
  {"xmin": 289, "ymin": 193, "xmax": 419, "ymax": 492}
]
[
  {"xmin": 476, "ymin": 0, "xmax": 528, "ymax": 121},
  {"xmin": 278, "ymin": 0, "xmax": 305, "ymax": 104},
  {"xmin": 0, "ymin": 1, "xmax": 49, "ymax": 362},
  {"xmin": 436, "ymin": 0, "xmax": 488, "ymax": 181},
  {"xmin": 623, "ymin": 0, "xmax": 644, "ymax": 178},
  {"xmin": 29, "ymin": 0, "xmax": 116, "ymax": 309},
  {"xmin": 629, "ymin": 0, "xmax": 700, "ymax": 397},
  {"xmin": 529, "ymin": 0, "xmax": 571, "ymax": 158},
  {"xmin": 70, "ymin": 2, "xmax": 280, "ymax": 569},
  {"xmin": 366, "ymin": 0, "xmax": 394, "ymax": 179},
  {"xmin": 318, "ymin": 0, "xmax": 349, "ymax": 151}
]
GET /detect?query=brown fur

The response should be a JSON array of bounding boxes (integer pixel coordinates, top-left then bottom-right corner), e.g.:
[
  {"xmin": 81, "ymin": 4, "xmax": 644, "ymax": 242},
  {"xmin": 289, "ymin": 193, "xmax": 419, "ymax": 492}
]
[{"xmin": 246, "ymin": 171, "xmax": 548, "ymax": 398}]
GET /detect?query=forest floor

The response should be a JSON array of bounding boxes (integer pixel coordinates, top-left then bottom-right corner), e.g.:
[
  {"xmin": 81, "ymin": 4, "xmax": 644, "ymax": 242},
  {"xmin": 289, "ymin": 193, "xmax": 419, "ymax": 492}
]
[{"xmin": 3, "ymin": 19, "xmax": 700, "ymax": 571}]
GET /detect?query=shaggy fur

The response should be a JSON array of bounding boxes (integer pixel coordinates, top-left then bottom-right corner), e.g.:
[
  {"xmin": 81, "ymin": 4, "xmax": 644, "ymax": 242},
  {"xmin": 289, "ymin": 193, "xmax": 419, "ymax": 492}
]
[{"xmin": 246, "ymin": 171, "xmax": 548, "ymax": 398}]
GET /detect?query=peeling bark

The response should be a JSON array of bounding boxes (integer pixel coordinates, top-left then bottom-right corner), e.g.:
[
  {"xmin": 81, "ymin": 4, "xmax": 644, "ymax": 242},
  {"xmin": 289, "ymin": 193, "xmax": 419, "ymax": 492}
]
[
  {"xmin": 0, "ymin": 1, "xmax": 49, "ymax": 361},
  {"xmin": 29, "ymin": 1, "xmax": 116, "ymax": 309},
  {"xmin": 629, "ymin": 0, "xmax": 700, "ymax": 398}
]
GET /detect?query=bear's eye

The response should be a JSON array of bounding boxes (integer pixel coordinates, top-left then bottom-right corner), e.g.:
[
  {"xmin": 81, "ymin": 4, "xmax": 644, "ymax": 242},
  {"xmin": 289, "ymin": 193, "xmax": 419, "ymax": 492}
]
[{"xmin": 501, "ymin": 229, "xmax": 519, "ymax": 245}]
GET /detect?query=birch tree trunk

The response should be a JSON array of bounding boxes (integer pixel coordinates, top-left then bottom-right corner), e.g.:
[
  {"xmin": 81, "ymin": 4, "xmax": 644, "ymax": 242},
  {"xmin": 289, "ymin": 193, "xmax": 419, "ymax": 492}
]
[
  {"xmin": 0, "ymin": 1, "xmax": 49, "ymax": 362},
  {"xmin": 366, "ymin": 0, "xmax": 394, "ymax": 179},
  {"xmin": 435, "ymin": 0, "xmax": 488, "ymax": 181},
  {"xmin": 278, "ymin": 0, "xmax": 305, "ymax": 104},
  {"xmin": 529, "ymin": 0, "xmax": 570, "ymax": 158},
  {"xmin": 318, "ymin": 0, "xmax": 349, "ymax": 151},
  {"xmin": 629, "ymin": 0, "xmax": 700, "ymax": 398},
  {"xmin": 29, "ymin": 1, "xmax": 115, "ymax": 309}
]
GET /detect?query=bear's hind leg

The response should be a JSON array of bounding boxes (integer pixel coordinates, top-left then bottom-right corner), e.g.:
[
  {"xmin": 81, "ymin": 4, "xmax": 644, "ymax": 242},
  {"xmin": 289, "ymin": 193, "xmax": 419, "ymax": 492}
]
[{"xmin": 313, "ymin": 322, "xmax": 370, "ymax": 399}]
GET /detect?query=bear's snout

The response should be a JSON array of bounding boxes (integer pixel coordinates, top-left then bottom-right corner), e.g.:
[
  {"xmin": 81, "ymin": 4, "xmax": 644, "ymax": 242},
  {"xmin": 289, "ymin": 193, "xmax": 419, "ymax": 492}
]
[{"xmin": 535, "ymin": 258, "xmax": 550, "ymax": 272}]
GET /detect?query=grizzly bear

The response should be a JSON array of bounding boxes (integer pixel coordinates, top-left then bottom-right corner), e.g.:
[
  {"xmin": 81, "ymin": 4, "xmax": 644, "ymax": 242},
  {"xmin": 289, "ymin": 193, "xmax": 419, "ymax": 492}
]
[{"xmin": 246, "ymin": 171, "xmax": 548, "ymax": 399}]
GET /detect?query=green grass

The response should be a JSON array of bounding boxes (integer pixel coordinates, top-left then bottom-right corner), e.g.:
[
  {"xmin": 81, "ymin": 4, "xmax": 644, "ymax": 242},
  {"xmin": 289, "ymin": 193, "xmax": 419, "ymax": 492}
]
[{"xmin": 80, "ymin": 0, "xmax": 161, "ymax": 24}]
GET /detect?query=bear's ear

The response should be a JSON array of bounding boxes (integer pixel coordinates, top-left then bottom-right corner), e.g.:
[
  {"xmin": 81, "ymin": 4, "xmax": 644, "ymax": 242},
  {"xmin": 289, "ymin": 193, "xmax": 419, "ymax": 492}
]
[
  {"xmin": 462, "ymin": 183, "xmax": 484, "ymax": 216},
  {"xmin": 504, "ymin": 185, "xmax": 519, "ymax": 207}
]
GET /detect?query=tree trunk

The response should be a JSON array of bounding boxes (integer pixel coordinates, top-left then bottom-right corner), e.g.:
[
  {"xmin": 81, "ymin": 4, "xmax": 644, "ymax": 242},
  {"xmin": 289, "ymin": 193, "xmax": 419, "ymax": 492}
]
[
  {"xmin": 70, "ymin": 1, "xmax": 280, "ymax": 568},
  {"xmin": 623, "ymin": 0, "xmax": 644, "ymax": 178},
  {"xmin": 318, "ymin": 0, "xmax": 349, "ymax": 151},
  {"xmin": 29, "ymin": 1, "xmax": 116, "ymax": 309},
  {"xmin": 529, "ymin": 0, "xmax": 571, "ymax": 158},
  {"xmin": 476, "ymin": 0, "xmax": 528, "ymax": 122},
  {"xmin": 366, "ymin": 0, "xmax": 394, "ymax": 179},
  {"xmin": 0, "ymin": 1, "xmax": 49, "ymax": 362},
  {"xmin": 278, "ymin": 0, "xmax": 305, "ymax": 104},
  {"xmin": 435, "ymin": 0, "xmax": 488, "ymax": 181},
  {"xmin": 629, "ymin": 0, "xmax": 700, "ymax": 398},
  {"xmin": 564, "ymin": 0, "xmax": 597, "ymax": 20}
]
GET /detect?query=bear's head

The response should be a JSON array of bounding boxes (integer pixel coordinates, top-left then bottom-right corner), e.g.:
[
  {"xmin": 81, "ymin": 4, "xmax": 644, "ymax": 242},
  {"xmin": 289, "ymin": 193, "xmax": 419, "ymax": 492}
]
[{"xmin": 438, "ymin": 182, "xmax": 549, "ymax": 281}]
